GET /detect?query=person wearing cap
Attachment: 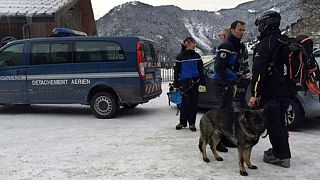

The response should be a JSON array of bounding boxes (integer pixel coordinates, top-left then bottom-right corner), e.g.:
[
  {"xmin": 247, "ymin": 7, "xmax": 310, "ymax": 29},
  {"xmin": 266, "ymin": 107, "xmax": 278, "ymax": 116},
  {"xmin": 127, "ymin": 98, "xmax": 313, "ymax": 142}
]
[
  {"xmin": 211, "ymin": 21, "xmax": 248, "ymax": 152},
  {"xmin": 248, "ymin": 10, "xmax": 291, "ymax": 168},
  {"xmin": 173, "ymin": 37, "xmax": 206, "ymax": 132}
]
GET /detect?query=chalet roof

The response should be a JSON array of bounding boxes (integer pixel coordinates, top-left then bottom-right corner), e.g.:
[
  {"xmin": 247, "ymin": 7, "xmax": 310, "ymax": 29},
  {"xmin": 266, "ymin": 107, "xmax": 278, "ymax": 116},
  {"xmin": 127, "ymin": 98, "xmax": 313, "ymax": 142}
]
[{"xmin": 0, "ymin": 0, "xmax": 73, "ymax": 17}]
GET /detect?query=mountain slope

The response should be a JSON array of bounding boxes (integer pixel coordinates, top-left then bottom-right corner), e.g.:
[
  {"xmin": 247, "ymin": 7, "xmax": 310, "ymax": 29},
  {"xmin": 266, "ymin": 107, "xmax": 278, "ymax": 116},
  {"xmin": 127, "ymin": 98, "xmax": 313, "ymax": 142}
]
[{"xmin": 96, "ymin": 0, "xmax": 301, "ymax": 60}]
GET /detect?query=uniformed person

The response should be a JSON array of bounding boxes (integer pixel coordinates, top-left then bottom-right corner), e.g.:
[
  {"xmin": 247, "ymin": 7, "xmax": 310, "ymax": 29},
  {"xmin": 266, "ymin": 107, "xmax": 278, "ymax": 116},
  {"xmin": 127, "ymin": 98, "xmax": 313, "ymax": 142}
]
[
  {"xmin": 173, "ymin": 37, "xmax": 206, "ymax": 132},
  {"xmin": 212, "ymin": 20, "xmax": 248, "ymax": 152}
]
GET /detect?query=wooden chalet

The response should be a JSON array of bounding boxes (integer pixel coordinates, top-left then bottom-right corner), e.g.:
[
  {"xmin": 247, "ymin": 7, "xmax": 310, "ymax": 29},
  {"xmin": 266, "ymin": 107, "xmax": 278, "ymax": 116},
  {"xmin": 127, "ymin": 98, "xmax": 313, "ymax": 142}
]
[{"xmin": 0, "ymin": 0, "xmax": 97, "ymax": 43}]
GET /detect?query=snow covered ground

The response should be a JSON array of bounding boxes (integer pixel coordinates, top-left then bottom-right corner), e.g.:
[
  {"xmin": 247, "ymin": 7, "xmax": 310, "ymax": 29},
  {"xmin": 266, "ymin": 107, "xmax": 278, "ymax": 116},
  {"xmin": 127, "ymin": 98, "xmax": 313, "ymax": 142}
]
[{"xmin": 1, "ymin": 82, "xmax": 320, "ymax": 179}]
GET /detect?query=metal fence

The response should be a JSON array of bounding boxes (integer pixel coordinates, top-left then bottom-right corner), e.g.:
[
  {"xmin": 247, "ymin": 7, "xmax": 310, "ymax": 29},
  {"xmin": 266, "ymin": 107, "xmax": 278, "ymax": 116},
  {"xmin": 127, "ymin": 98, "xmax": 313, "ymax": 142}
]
[{"xmin": 161, "ymin": 68, "xmax": 174, "ymax": 82}]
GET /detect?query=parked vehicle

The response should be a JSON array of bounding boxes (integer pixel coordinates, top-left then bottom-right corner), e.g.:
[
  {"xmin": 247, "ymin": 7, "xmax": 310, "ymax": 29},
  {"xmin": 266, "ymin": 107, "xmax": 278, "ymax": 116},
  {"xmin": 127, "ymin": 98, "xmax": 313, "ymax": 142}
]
[
  {"xmin": 198, "ymin": 51, "xmax": 320, "ymax": 130},
  {"xmin": 0, "ymin": 30, "xmax": 162, "ymax": 118}
]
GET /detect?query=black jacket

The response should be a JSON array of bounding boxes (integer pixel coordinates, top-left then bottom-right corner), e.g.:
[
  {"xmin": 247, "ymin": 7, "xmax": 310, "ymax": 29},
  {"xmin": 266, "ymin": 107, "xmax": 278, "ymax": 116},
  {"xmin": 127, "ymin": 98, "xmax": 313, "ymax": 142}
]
[
  {"xmin": 173, "ymin": 49, "xmax": 206, "ymax": 88},
  {"xmin": 214, "ymin": 34, "xmax": 248, "ymax": 87},
  {"xmin": 250, "ymin": 29, "xmax": 289, "ymax": 100}
]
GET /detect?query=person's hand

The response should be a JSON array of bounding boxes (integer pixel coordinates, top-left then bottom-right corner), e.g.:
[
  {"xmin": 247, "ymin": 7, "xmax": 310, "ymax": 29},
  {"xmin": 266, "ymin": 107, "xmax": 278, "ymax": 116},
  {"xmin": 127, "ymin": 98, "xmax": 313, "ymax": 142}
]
[
  {"xmin": 248, "ymin": 96, "xmax": 259, "ymax": 108},
  {"xmin": 232, "ymin": 85, "xmax": 237, "ymax": 97},
  {"xmin": 198, "ymin": 85, "xmax": 207, "ymax": 93}
]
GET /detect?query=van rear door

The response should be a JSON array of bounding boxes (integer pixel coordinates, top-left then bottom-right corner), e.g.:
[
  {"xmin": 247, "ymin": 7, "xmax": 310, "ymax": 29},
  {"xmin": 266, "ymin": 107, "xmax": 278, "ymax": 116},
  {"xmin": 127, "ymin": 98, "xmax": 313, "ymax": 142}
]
[{"xmin": 138, "ymin": 39, "xmax": 162, "ymax": 96}]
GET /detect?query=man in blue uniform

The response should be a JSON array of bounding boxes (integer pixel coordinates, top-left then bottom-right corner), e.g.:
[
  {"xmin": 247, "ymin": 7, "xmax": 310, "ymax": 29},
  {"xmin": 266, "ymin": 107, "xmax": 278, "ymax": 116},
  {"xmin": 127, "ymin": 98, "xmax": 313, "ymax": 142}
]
[
  {"xmin": 173, "ymin": 37, "xmax": 206, "ymax": 132},
  {"xmin": 212, "ymin": 20, "xmax": 248, "ymax": 152}
]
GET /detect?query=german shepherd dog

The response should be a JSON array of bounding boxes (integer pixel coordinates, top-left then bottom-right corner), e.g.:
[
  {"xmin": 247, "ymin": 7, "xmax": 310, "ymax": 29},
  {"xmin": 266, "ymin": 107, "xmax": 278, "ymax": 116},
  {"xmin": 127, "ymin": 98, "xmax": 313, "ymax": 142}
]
[{"xmin": 198, "ymin": 108, "xmax": 265, "ymax": 176}]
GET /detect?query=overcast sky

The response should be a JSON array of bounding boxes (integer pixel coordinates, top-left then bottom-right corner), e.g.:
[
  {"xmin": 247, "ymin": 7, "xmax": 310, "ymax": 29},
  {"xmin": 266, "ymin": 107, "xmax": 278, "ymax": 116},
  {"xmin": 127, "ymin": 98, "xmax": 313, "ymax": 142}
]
[{"xmin": 91, "ymin": 0, "xmax": 251, "ymax": 20}]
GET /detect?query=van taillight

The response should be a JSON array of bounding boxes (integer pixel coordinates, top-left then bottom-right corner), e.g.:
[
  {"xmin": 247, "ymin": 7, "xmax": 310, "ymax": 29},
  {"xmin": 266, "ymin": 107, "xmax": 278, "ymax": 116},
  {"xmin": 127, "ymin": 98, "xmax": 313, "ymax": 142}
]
[{"xmin": 137, "ymin": 40, "xmax": 145, "ymax": 80}]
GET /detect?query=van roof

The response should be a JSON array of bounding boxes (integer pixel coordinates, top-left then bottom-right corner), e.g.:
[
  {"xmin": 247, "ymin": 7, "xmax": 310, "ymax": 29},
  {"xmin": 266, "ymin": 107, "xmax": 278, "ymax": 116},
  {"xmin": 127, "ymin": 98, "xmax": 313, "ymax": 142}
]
[{"xmin": 6, "ymin": 36, "xmax": 155, "ymax": 44}]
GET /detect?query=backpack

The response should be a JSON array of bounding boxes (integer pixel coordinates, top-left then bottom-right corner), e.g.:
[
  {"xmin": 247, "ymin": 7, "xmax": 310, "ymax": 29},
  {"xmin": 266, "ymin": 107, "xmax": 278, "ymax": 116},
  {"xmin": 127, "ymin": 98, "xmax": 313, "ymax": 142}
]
[{"xmin": 272, "ymin": 35, "xmax": 320, "ymax": 96}]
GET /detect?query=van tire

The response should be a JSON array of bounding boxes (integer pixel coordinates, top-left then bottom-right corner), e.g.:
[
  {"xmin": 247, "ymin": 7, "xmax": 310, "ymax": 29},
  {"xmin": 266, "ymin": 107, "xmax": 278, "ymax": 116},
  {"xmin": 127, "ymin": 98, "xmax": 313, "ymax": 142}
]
[
  {"xmin": 90, "ymin": 92, "xmax": 118, "ymax": 119},
  {"xmin": 286, "ymin": 99, "xmax": 304, "ymax": 130},
  {"xmin": 123, "ymin": 104, "xmax": 138, "ymax": 109}
]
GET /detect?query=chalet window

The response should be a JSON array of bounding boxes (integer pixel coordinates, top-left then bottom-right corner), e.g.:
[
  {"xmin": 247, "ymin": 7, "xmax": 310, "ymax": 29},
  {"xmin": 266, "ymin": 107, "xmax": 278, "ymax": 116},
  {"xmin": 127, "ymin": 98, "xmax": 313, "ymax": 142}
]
[
  {"xmin": 0, "ymin": 43, "xmax": 24, "ymax": 68},
  {"xmin": 31, "ymin": 43, "xmax": 70, "ymax": 65},
  {"xmin": 75, "ymin": 41, "xmax": 126, "ymax": 63}
]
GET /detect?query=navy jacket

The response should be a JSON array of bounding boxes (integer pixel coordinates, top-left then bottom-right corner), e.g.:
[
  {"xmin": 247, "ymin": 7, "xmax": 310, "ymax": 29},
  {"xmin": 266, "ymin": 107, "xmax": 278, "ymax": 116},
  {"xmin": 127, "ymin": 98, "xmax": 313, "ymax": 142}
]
[
  {"xmin": 213, "ymin": 34, "xmax": 248, "ymax": 87},
  {"xmin": 173, "ymin": 49, "xmax": 205, "ymax": 88}
]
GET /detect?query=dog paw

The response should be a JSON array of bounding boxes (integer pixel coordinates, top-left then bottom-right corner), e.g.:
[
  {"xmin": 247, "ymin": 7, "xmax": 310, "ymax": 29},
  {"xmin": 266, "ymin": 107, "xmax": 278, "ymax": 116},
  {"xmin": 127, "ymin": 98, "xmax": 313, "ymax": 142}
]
[
  {"xmin": 248, "ymin": 165, "xmax": 257, "ymax": 169},
  {"xmin": 203, "ymin": 157, "xmax": 210, "ymax": 163},
  {"xmin": 216, "ymin": 157, "xmax": 223, "ymax": 161},
  {"xmin": 240, "ymin": 171, "xmax": 248, "ymax": 176}
]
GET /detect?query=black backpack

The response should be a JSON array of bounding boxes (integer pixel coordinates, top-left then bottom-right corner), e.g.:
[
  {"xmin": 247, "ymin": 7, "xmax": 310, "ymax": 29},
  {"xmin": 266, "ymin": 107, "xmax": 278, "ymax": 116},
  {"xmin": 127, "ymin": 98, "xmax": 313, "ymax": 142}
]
[{"xmin": 272, "ymin": 35, "xmax": 320, "ymax": 96}]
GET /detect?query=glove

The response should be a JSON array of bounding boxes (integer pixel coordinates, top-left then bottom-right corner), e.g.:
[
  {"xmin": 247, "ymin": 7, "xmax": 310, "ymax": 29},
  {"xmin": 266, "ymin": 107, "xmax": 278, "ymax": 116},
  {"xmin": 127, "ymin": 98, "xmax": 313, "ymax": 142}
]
[{"xmin": 198, "ymin": 85, "xmax": 207, "ymax": 93}]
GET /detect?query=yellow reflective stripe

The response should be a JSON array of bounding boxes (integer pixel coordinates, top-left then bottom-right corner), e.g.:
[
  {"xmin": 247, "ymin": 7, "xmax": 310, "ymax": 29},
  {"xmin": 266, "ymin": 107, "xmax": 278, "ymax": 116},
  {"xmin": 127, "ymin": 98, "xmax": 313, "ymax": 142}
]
[{"xmin": 254, "ymin": 75, "xmax": 261, "ymax": 97}]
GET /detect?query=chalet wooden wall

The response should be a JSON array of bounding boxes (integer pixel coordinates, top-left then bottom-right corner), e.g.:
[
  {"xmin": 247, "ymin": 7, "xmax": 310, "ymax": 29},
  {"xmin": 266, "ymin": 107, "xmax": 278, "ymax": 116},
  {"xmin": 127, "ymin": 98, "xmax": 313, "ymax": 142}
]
[{"xmin": 0, "ymin": 22, "xmax": 24, "ymax": 40}]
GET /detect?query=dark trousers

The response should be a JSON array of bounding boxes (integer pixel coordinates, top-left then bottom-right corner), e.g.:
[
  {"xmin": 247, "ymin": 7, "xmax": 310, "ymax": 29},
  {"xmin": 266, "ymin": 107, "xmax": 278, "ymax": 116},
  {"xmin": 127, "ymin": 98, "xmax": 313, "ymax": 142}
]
[
  {"xmin": 214, "ymin": 81, "xmax": 233, "ymax": 110},
  {"xmin": 265, "ymin": 99, "xmax": 291, "ymax": 159},
  {"xmin": 180, "ymin": 84, "xmax": 199, "ymax": 125},
  {"xmin": 214, "ymin": 81, "xmax": 235, "ymax": 146}
]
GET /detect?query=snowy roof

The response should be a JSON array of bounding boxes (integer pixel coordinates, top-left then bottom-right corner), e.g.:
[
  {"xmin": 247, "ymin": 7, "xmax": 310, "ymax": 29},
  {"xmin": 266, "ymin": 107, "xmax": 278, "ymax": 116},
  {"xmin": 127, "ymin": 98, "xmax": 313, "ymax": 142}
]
[{"xmin": 0, "ymin": 0, "xmax": 73, "ymax": 17}]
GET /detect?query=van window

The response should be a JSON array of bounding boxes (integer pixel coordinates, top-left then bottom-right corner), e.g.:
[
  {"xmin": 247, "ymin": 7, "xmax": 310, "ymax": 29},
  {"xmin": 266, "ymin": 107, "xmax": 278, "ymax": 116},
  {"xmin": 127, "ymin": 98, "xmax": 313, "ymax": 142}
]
[
  {"xmin": 31, "ymin": 43, "xmax": 70, "ymax": 65},
  {"xmin": 141, "ymin": 41, "xmax": 158, "ymax": 65},
  {"xmin": 75, "ymin": 41, "xmax": 126, "ymax": 63},
  {"xmin": 50, "ymin": 43, "xmax": 70, "ymax": 63},
  {"xmin": 0, "ymin": 43, "xmax": 24, "ymax": 68}
]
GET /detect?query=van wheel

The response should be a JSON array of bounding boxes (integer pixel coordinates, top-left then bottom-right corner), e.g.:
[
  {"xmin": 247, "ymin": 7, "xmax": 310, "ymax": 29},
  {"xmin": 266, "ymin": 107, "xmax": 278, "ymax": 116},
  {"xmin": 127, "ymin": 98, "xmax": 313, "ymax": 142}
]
[
  {"xmin": 123, "ymin": 104, "xmax": 138, "ymax": 109},
  {"xmin": 286, "ymin": 99, "xmax": 304, "ymax": 130},
  {"xmin": 90, "ymin": 92, "xmax": 118, "ymax": 119}
]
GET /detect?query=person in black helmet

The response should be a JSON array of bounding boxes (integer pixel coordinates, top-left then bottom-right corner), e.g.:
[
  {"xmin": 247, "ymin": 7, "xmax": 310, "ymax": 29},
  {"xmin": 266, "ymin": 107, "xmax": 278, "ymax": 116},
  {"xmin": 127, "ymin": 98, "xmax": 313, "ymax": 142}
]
[
  {"xmin": 248, "ymin": 10, "xmax": 291, "ymax": 168},
  {"xmin": 173, "ymin": 37, "xmax": 206, "ymax": 132}
]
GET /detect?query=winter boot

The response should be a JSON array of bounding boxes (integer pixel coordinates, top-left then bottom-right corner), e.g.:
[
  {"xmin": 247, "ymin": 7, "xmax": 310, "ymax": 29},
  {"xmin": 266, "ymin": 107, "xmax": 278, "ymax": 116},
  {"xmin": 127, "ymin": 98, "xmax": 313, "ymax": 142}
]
[
  {"xmin": 176, "ymin": 123, "xmax": 187, "ymax": 130},
  {"xmin": 189, "ymin": 124, "xmax": 196, "ymax": 132}
]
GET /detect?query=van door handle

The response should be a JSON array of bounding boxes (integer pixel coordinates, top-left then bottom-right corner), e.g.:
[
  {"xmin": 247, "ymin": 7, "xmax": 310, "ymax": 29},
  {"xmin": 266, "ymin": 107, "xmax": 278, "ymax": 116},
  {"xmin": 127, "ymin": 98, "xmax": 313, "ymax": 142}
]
[{"xmin": 16, "ymin": 70, "xmax": 27, "ymax": 75}]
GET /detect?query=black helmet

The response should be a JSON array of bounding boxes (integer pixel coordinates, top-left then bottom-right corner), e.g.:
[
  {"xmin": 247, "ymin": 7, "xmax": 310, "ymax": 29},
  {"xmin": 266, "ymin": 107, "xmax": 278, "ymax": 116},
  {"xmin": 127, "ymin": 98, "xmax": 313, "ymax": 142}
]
[{"xmin": 255, "ymin": 10, "xmax": 281, "ymax": 33}]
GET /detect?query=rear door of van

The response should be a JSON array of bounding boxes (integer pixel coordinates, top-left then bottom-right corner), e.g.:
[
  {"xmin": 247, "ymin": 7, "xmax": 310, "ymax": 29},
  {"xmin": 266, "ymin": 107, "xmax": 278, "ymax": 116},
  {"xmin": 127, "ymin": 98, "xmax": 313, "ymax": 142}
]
[{"xmin": 137, "ymin": 39, "xmax": 162, "ymax": 98}]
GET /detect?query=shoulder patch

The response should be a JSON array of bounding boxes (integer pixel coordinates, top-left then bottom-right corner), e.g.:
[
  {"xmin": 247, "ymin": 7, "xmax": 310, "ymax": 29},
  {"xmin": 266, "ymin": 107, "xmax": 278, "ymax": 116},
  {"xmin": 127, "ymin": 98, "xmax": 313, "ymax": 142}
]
[{"xmin": 220, "ymin": 52, "xmax": 227, "ymax": 59}]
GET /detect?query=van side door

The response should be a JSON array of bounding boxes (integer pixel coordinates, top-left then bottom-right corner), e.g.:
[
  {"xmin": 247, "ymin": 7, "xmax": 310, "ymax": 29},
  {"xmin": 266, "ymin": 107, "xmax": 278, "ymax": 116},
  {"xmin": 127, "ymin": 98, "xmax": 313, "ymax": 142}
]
[
  {"xmin": 26, "ymin": 41, "xmax": 73, "ymax": 103},
  {"xmin": 0, "ymin": 43, "xmax": 27, "ymax": 104}
]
